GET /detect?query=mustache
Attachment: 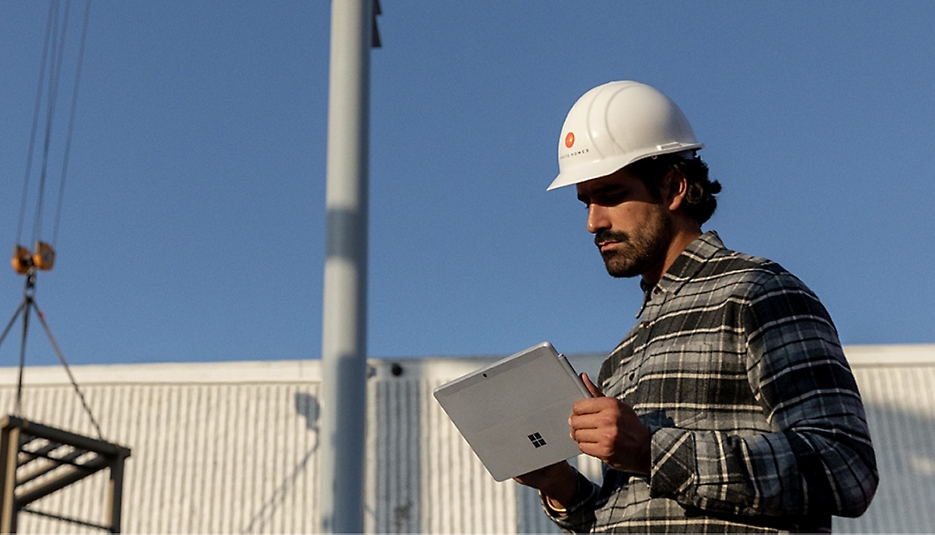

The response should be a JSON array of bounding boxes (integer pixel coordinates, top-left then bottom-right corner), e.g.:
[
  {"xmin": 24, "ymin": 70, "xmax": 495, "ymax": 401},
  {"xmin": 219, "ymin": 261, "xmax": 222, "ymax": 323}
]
[{"xmin": 594, "ymin": 229, "xmax": 629, "ymax": 247}]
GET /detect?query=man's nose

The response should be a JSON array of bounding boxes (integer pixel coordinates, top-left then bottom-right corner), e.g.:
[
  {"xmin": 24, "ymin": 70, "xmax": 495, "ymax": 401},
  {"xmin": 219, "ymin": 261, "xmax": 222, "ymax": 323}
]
[{"xmin": 587, "ymin": 204, "xmax": 610, "ymax": 234}]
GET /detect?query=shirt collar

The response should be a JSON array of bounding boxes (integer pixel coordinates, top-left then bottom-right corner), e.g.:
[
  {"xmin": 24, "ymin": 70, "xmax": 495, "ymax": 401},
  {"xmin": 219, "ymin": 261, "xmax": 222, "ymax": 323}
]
[{"xmin": 636, "ymin": 230, "xmax": 725, "ymax": 317}]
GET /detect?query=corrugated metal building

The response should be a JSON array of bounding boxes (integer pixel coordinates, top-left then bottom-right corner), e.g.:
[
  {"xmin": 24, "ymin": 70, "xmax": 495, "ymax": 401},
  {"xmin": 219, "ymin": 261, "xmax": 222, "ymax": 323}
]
[{"xmin": 0, "ymin": 344, "xmax": 932, "ymax": 533}]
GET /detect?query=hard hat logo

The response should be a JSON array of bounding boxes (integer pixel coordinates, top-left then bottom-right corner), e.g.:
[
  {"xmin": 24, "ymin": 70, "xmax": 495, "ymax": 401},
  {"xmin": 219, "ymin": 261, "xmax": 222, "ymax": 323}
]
[{"xmin": 548, "ymin": 81, "xmax": 704, "ymax": 191}]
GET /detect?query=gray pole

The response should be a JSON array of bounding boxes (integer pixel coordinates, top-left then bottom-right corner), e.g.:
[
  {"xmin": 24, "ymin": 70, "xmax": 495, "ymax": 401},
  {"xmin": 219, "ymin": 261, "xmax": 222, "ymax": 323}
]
[{"xmin": 319, "ymin": 0, "xmax": 371, "ymax": 532}]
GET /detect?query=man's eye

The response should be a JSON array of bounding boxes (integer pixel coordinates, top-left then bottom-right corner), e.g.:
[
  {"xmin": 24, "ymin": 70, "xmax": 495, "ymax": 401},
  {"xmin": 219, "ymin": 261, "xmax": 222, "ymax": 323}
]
[{"xmin": 597, "ymin": 190, "xmax": 627, "ymax": 205}]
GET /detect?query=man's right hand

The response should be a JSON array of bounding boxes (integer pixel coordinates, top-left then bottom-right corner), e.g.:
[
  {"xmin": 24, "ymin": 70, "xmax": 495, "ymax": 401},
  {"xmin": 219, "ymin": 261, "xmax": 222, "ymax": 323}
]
[{"xmin": 571, "ymin": 373, "xmax": 652, "ymax": 476}]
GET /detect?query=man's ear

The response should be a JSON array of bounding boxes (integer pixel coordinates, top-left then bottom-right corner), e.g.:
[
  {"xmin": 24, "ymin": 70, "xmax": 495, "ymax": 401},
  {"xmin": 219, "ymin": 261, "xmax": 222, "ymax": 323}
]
[{"xmin": 663, "ymin": 169, "xmax": 689, "ymax": 212}]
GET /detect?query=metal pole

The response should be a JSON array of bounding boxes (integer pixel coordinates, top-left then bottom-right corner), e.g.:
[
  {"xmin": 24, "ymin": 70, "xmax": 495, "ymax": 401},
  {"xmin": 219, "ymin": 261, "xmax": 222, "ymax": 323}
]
[
  {"xmin": 319, "ymin": 0, "xmax": 371, "ymax": 532},
  {"xmin": 0, "ymin": 424, "xmax": 20, "ymax": 533},
  {"xmin": 107, "ymin": 454, "xmax": 126, "ymax": 533}
]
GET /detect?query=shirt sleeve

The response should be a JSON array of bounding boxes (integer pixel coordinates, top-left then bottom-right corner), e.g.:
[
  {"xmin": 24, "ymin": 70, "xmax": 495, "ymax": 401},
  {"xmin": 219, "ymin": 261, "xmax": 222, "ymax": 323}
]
[{"xmin": 648, "ymin": 269, "xmax": 878, "ymax": 518}]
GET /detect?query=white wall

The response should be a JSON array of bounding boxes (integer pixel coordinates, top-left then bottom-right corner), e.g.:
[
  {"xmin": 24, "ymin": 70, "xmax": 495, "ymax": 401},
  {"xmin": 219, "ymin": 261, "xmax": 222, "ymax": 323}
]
[{"xmin": 0, "ymin": 345, "xmax": 930, "ymax": 533}]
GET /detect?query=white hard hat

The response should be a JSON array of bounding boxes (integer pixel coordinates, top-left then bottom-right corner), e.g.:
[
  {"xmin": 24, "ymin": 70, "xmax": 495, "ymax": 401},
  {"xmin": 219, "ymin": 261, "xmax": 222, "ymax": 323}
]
[{"xmin": 548, "ymin": 81, "xmax": 704, "ymax": 191}]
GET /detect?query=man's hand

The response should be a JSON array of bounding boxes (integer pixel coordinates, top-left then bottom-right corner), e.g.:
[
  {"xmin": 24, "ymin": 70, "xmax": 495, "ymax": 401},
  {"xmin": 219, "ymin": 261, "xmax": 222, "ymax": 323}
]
[
  {"xmin": 513, "ymin": 460, "xmax": 579, "ymax": 510},
  {"xmin": 513, "ymin": 373, "xmax": 652, "ymax": 509},
  {"xmin": 571, "ymin": 373, "xmax": 651, "ymax": 475}
]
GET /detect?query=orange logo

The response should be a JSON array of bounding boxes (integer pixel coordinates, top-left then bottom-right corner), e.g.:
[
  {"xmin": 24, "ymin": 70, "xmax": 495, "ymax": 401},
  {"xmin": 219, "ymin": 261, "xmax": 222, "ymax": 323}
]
[{"xmin": 565, "ymin": 132, "xmax": 575, "ymax": 148}]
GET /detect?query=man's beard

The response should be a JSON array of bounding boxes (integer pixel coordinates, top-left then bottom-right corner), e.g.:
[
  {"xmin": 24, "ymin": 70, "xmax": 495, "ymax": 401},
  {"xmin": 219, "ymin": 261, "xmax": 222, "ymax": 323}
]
[{"xmin": 595, "ymin": 210, "xmax": 672, "ymax": 279}]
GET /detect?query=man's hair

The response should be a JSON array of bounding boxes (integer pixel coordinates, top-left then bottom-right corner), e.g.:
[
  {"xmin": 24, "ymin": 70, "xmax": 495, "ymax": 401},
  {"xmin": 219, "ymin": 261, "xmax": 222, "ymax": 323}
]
[{"xmin": 627, "ymin": 153, "xmax": 721, "ymax": 225}]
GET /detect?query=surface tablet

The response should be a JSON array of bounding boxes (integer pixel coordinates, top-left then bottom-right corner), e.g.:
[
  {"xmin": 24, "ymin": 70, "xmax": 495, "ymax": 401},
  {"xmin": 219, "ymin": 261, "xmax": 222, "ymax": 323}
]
[{"xmin": 433, "ymin": 342, "xmax": 591, "ymax": 481}]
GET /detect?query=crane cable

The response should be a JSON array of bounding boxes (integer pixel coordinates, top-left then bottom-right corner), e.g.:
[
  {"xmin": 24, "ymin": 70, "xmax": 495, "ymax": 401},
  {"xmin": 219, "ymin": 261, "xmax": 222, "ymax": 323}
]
[
  {"xmin": 6, "ymin": 0, "xmax": 101, "ymax": 439},
  {"xmin": 51, "ymin": 0, "xmax": 91, "ymax": 246},
  {"xmin": 14, "ymin": 0, "xmax": 91, "ymax": 270}
]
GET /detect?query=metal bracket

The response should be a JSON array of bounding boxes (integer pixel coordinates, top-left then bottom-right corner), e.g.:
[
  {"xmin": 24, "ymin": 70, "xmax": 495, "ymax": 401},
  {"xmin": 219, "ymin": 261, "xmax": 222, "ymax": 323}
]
[{"xmin": 0, "ymin": 416, "xmax": 131, "ymax": 533}]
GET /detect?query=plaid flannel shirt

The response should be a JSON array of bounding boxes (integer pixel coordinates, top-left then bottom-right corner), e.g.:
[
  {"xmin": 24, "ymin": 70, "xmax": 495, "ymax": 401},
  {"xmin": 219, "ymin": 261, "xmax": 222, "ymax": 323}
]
[{"xmin": 546, "ymin": 231, "xmax": 877, "ymax": 533}]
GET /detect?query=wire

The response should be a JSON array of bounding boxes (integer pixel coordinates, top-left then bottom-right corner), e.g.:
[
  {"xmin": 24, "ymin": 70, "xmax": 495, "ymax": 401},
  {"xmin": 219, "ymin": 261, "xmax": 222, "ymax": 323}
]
[
  {"xmin": 16, "ymin": 0, "xmax": 58, "ymax": 245},
  {"xmin": 33, "ymin": 297, "xmax": 103, "ymax": 439},
  {"xmin": 16, "ymin": 0, "xmax": 91, "ymax": 248},
  {"xmin": 33, "ymin": 0, "xmax": 70, "ymax": 243},
  {"xmin": 6, "ymin": 0, "xmax": 102, "ymax": 439},
  {"xmin": 53, "ymin": 0, "xmax": 92, "ymax": 246}
]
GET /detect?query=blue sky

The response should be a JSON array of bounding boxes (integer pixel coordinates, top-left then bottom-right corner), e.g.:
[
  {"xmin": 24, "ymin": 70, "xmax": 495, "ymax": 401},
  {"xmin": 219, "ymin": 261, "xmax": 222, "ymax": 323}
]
[{"xmin": 0, "ymin": 1, "xmax": 933, "ymax": 366}]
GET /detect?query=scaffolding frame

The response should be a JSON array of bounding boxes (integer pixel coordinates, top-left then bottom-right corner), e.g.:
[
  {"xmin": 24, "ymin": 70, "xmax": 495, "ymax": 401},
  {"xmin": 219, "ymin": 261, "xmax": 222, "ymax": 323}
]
[{"xmin": 0, "ymin": 415, "xmax": 130, "ymax": 533}]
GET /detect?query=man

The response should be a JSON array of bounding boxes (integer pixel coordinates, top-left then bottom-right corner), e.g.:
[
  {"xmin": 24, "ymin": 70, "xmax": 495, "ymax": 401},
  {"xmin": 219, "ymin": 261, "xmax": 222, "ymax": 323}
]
[{"xmin": 515, "ymin": 81, "xmax": 878, "ymax": 533}]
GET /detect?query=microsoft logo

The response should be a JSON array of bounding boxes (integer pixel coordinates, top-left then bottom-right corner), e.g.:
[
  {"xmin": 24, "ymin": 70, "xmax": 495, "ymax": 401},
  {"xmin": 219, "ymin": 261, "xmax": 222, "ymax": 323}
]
[{"xmin": 528, "ymin": 432, "xmax": 546, "ymax": 448}]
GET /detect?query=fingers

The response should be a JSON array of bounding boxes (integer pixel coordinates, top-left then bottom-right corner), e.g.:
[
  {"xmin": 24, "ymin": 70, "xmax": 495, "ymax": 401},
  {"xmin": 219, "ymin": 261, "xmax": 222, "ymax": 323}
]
[
  {"xmin": 513, "ymin": 461, "xmax": 577, "ymax": 497},
  {"xmin": 571, "ymin": 374, "xmax": 609, "ymax": 417},
  {"xmin": 572, "ymin": 395, "xmax": 618, "ymax": 416},
  {"xmin": 565, "ymin": 393, "xmax": 653, "ymax": 475},
  {"xmin": 580, "ymin": 372, "xmax": 604, "ymax": 397},
  {"xmin": 569, "ymin": 408, "xmax": 617, "ymax": 440},
  {"xmin": 569, "ymin": 419, "xmax": 619, "ymax": 462}
]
